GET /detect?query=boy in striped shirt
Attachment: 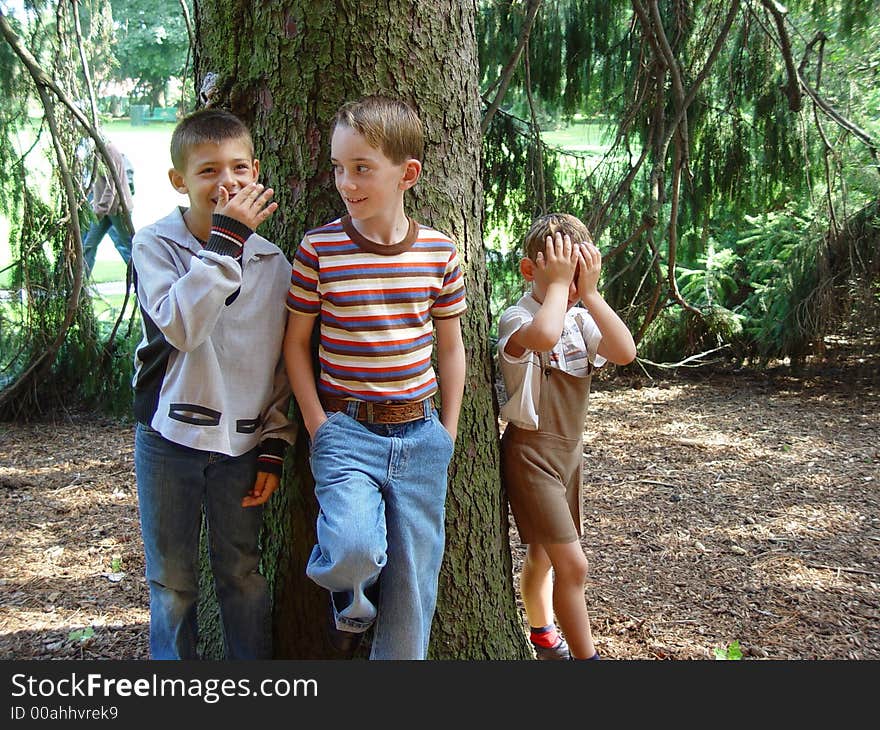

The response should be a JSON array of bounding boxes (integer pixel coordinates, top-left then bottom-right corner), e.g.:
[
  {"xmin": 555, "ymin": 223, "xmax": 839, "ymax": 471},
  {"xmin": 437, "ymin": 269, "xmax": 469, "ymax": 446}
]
[{"xmin": 284, "ymin": 96, "xmax": 466, "ymax": 660}]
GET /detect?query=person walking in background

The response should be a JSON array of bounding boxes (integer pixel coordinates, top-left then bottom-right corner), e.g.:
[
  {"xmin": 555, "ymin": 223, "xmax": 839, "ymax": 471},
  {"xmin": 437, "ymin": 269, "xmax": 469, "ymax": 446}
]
[{"xmin": 81, "ymin": 138, "xmax": 135, "ymax": 275}]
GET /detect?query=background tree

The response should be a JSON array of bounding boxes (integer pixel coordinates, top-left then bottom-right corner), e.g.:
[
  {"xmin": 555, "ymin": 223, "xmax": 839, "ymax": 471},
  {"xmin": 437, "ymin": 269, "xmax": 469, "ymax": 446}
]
[
  {"xmin": 107, "ymin": 0, "xmax": 191, "ymax": 109},
  {"xmin": 192, "ymin": 0, "xmax": 530, "ymax": 659}
]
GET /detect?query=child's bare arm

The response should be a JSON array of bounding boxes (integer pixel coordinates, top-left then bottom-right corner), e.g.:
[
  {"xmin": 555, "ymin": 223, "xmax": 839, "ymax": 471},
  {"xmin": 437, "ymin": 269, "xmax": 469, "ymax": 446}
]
[
  {"xmin": 505, "ymin": 232, "xmax": 578, "ymax": 357},
  {"xmin": 435, "ymin": 316, "xmax": 466, "ymax": 442},
  {"xmin": 215, "ymin": 181, "xmax": 278, "ymax": 230},
  {"xmin": 283, "ymin": 311, "xmax": 327, "ymax": 440},
  {"xmin": 576, "ymin": 242, "xmax": 637, "ymax": 365}
]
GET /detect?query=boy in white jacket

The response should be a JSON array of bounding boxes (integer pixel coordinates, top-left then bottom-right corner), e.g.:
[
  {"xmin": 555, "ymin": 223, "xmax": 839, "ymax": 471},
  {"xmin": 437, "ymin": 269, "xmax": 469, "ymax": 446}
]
[{"xmin": 131, "ymin": 108, "xmax": 295, "ymax": 659}]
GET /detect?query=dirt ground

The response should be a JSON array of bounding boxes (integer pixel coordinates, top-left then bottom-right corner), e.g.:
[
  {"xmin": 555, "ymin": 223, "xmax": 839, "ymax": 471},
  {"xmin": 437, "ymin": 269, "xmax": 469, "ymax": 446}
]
[{"xmin": 0, "ymin": 363, "xmax": 877, "ymax": 660}]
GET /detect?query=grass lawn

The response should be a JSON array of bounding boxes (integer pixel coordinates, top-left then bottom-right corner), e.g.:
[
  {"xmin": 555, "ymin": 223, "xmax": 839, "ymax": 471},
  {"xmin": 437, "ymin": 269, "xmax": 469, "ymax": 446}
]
[
  {"xmin": 542, "ymin": 120, "xmax": 612, "ymax": 154},
  {"xmin": 89, "ymin": 289, "xmax": 137, "ymax": 321},
  {"xmin": 90, "ymin": 260, "xmax": 129, "ymax": 284},
  {"xmin": 0, "ymin": 260, "xmax": 128, "ymax": 289}
]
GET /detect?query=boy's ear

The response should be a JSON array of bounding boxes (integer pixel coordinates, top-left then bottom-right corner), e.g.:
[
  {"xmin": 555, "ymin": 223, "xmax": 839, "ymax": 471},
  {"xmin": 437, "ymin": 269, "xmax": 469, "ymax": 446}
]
[
  {"xmin": 399, "ymin": 158, "xmax": 422, "ymax": 190},
  {"xmin": 168, "ymin": 168, "xmax": 187, "ymax": 194},
  {"xmin": 519, "ymin": 257, "xmax": 535, "ymax": 281},
  {"xmin": 252, "ymin": 158, "xmax": 261, "ymax": 180}
]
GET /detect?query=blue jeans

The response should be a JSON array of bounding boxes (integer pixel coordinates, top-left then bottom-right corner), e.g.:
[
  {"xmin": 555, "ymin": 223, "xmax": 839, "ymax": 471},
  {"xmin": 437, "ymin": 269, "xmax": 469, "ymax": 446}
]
[
  {"xmin": 306, "ymin": 402, "xmax": 455, "ymax": 659},
  {"xmin": 134, "ymin": 423, "xmax": 271, "ymax": 660},
  {"xmin": 83, "ymin": 213, "xmax": 132, "ymax": 274}
]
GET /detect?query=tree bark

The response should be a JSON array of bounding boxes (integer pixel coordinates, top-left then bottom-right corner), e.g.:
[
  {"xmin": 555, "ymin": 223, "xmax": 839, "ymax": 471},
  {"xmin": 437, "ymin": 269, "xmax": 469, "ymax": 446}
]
[{"xmin": 193, "ymin": 0, "xmax": 529, "ymax": 659}]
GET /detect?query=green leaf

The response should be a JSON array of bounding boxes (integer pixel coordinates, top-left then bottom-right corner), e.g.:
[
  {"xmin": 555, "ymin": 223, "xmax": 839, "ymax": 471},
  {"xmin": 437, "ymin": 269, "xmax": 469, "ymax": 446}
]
[
  {"xmin": 68, "ymin": 627, "xmax": 95, "ymax": 643},
  {"xmin": 727, "ymin": 640, "xmax": 743, "ymax": 660},
  {"xmin": 714, "ymin": 640, "xmax": 743, "ymax": 660}
]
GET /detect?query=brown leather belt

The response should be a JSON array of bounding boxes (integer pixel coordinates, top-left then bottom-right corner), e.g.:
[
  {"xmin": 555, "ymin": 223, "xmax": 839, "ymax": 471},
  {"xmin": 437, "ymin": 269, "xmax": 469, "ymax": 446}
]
[{"xmin": 320, "ymin": 396, "xmax": 432, "ymax": 424}]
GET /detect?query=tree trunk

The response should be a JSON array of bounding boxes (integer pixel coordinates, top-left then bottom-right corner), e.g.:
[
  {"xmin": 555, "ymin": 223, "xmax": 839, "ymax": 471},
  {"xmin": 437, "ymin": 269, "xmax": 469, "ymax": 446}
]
[{"xmin": 193, "ymin": 0, "xmax": 529, "ymax": 659}]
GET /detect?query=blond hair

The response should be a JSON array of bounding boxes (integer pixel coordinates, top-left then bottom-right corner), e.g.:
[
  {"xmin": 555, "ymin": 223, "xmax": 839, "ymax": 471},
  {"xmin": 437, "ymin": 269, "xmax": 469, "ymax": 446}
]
[
  {"xmin": 333, "ymin": 95, "xmax": 424, "ymax": 164},
  {"xmin": 170, "ymin": 108, "xmax": 254, "ymax": 170},
  {"xmin": 523, "ymin": 213, "xmax": 593, "ymax": 261}
]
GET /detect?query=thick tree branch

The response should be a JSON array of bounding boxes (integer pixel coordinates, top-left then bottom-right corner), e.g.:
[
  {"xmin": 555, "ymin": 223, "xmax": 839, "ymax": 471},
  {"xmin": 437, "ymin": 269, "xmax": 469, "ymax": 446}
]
[
  {"xmin": 761, "ymin": 0, "xmax": 802, "ymax": 111},
  {"xmin": 178, "ymin": 0, "xmax": 195, "ymax": 49},
  {"xmin": 594, "ymin": 142, "xmax": 651, "ymax": 237},
  {"xmin": 604, "ymin": 220, "xmax": 648, "ymax": 262},
  {"xmin": 666, "ymin": 138, "xmax": 701, "ymax": 317},
  {"xmin": 481, "ymin": 0, "xmax": 542, "ymax": 135},
  {"xmin": 660, "ymin": 0, "xmax": 741, "ymax": 158},
  {"xmin": 71, "ymin": 0, "xmax": 99, "ymax": 125},
  {"xmin": 178, "ymin": 0, "xmax": 195, "ymax": 108},
  {"xmin": 799, "ymin": 75, "xmax": 879, "ymax": 158},
  {"xmin": 634, "ymin": 233, "xmax": 664, "ymax": 343},
  {"xmin": 751, "ymin": 5, "xmax": 879, "ymax": 164}
]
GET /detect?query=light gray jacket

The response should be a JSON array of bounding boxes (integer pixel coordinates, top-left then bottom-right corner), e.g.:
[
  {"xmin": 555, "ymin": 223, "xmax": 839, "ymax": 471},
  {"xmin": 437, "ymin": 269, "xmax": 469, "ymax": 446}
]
[{"xmin": 131, "ymin": 207, "xmax": 295, "ymax": 470}]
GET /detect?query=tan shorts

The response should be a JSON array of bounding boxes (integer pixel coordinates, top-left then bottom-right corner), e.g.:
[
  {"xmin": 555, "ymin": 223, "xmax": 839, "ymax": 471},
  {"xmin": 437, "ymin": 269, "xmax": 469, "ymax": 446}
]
[{"xmin": 501, "ymin": 425, "xmax": 583, "ymax": 545}]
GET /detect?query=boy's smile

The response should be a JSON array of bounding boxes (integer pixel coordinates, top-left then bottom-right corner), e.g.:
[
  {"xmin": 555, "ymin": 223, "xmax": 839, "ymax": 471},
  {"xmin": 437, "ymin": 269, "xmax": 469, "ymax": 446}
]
[
  {"xmin": 168, "ymin": 138, "xmax": 259, "ymax": 240},
  {"xmin": 330, "ymin": 124, "xmax": 420, "ymax": 243}
]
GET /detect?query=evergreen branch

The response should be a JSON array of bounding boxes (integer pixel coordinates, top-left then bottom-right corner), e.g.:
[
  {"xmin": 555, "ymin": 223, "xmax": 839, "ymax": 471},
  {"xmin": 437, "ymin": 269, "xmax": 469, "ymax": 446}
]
[
  {"xmin": 480, "ymin": 0, "xmax": 542, "ymax": 135},
  {"xmin": 749, "ymin": 2, "xmax": 878, "ymax": 161}
]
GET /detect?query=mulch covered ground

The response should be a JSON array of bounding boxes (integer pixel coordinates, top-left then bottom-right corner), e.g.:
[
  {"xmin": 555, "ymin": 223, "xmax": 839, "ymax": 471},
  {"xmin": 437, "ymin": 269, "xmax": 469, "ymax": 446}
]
[{"xmin": 1, "ymin": 364, "xmax": 877, "ymax": 660}]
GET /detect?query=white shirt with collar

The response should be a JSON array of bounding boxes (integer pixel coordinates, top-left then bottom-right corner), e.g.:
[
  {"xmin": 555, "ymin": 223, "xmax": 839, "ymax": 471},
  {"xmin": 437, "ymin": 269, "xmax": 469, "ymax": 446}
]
[{"xmin": 497, "ymin": 292, "xmax": 606, "ymax": 430}]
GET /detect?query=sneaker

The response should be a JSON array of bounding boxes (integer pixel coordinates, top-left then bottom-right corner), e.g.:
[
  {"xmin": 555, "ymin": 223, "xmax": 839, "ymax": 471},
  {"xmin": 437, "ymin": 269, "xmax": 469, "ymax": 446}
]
[{"xmin": 531, "ymin": 634, "xmax": 571, "ymax": 660}]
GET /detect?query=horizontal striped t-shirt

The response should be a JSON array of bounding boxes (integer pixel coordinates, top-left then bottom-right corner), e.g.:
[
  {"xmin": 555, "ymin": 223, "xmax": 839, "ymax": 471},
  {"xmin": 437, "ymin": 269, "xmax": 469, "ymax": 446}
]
[{"xmin": 286, "ymin": 215, "xmax": 467, "ymax": 402}]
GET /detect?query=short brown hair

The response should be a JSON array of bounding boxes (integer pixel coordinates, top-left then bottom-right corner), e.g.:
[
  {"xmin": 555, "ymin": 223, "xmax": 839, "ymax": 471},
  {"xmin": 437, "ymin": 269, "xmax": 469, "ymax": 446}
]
[
  {"xmin": 170, "ymin": 108, "xmax": 254, "ymax": 170},
  {"xmin": 332, "ymin": 95, "xmax": 424, "ymax": 164},
  {"xmin": 523, "ymin": 213, "xmax": 593, "ymax": 261}
]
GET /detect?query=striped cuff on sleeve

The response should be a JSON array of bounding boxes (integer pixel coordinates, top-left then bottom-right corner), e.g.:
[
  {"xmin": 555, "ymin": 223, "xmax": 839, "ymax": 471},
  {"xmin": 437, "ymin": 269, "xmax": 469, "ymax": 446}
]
[
  {"xmin": 256, "ymin": 437, "xmax": 288, "ymax": 477},
  {"xmin": 203, "ymin": 214, "xmax": 253, "ymax": 258}
]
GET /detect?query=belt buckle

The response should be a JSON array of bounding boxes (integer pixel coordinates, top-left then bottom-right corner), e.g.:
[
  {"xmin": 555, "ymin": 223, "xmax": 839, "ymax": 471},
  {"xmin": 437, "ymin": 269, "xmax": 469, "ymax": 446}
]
[{"xmin": 365, "ymin": 401, "xmax": 374, "ymax": 422}]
